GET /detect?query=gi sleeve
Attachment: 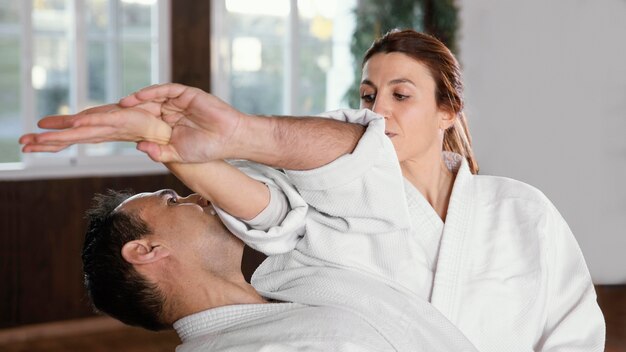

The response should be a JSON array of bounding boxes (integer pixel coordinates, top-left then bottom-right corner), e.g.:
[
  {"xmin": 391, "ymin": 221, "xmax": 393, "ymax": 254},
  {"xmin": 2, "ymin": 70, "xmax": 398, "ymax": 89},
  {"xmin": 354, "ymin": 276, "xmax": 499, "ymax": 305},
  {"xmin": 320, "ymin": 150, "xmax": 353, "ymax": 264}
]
[
  {"xmin": 243, "ymin": 184, "xmax": 290, "ymax": 232},
  {"xmin": 284, "ymin": 108, "xmax": 411, "ymax": 233},
  {"xmin": 213, "ymin": 160, "xmax": 308, "ymax": 255},
  {"xmin": 537, "ymin": 205, "xmax": 606, "ymax": 352}
]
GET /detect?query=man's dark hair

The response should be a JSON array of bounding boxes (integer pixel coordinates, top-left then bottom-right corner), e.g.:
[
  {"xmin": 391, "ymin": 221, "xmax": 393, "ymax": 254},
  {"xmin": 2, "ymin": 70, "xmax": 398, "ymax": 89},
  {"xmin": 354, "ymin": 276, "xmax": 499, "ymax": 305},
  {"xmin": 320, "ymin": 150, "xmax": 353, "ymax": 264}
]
[{"xmin": 82, "ymin": 190, "xmax": 168, "ymax": 331}]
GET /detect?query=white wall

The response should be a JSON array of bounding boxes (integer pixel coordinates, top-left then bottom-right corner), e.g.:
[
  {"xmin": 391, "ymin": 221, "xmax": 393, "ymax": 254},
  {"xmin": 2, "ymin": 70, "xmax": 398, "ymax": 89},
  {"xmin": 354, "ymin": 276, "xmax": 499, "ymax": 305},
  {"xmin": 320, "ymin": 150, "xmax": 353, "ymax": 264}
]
[{"xmin": 458, "ymin": 0, "xmax": 626, "ymax": 284}]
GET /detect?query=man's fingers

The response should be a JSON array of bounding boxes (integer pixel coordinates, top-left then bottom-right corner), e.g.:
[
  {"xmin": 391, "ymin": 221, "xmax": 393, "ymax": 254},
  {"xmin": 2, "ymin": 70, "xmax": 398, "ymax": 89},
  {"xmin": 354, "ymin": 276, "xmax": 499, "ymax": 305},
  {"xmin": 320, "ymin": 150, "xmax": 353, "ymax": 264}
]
[
  {"xmin": 37, "ymin": 115, "xmax": 80, "ymax": 129},
  {"xmin": 19, "ymin": 133, "xmax": 37, "ymax": 145},
  {"xmin": 72, "ymin": 111, "xmax": 127, "ymax": 128},
  {"xmin": 36, "ymin": 104, "xmax": 120, "ymax": 130},
  {"xmin": 30, "ymin": 126, "xmax": 120, "ymax": 145},
  {"xmin": 22, "ymin": 143, "xmax": 71, "ymax": 153}
]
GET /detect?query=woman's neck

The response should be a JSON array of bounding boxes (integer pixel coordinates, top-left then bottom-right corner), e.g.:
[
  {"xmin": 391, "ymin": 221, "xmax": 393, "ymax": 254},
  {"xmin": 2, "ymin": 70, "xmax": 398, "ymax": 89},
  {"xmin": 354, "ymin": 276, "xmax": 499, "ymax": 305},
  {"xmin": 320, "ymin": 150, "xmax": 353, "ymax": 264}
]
[{"xmin": 400, "ymin": 153, "xmax": 455, "ymax": 221}]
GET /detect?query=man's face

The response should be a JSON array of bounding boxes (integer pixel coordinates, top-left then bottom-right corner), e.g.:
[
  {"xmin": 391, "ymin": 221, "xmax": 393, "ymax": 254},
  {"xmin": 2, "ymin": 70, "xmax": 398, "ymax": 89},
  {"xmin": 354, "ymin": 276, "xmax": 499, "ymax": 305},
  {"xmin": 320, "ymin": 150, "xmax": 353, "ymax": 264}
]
[{"xmin": 116, "ymin": 189, "xmax": 234, "ymax": 265}]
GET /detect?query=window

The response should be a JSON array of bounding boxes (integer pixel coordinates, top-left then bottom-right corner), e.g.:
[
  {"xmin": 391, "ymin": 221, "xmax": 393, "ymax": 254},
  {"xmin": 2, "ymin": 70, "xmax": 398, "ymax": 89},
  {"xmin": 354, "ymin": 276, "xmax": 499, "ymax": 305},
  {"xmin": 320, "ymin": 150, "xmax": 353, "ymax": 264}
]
[
  {"xmin": 0, "ymin": 0, "xmax": 170, "ymax": 179},
  {"xmin": 211, "ymin": 0, "xmax": 357, "ymax": 116}
]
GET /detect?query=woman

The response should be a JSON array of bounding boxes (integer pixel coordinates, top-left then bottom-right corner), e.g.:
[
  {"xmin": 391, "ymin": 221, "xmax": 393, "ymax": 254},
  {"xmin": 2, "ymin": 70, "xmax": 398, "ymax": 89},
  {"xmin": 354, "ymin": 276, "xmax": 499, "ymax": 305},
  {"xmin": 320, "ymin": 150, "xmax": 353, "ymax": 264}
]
[
  {"xmin": 246, "ymin": 29, "xmax": 605, "ymax": 351},
  {"xmin": 21, "ymin": 30, "xmax": 604, "ymax": 351},
  {"xmin": 355, "ymin": 30, "xmax": 604, "ymax": 351}
]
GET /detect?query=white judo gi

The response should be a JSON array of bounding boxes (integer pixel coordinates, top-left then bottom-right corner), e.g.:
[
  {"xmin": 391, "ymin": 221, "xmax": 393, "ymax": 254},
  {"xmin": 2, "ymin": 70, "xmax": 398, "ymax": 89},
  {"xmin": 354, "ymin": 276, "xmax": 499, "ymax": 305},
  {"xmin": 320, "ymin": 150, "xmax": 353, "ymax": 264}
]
[
  {"xmin": 173, "ymin": 109, "xmax": 479, "ymax": 351},
  {"xmin": 217, "ymin": 109, "xmax": 605, "ymax": 352},
  {"xmin": 174, "ymin": 302, "xmax": 407, "ymax": 351}
]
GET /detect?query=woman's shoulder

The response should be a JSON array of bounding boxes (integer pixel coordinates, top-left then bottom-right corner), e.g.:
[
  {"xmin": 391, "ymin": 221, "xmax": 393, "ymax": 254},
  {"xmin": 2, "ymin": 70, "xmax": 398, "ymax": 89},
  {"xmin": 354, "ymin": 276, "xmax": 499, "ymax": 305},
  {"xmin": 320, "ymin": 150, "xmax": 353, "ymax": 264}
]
[
  {"xmin": 472, "ymin": 173, "xmax": 555, "ymax": 210},
  {"xmin": 470, "ymin": 174, "xmax": 569, "ymax": 244}
]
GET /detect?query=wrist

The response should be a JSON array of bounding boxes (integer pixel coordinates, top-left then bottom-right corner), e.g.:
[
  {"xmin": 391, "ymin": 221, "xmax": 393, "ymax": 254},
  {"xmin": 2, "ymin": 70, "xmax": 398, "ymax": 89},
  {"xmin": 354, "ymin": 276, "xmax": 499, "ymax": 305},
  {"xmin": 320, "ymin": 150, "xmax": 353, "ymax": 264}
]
[{"xmin": 225, "ymin": 113, "xmax": 280, "ymax": 164}]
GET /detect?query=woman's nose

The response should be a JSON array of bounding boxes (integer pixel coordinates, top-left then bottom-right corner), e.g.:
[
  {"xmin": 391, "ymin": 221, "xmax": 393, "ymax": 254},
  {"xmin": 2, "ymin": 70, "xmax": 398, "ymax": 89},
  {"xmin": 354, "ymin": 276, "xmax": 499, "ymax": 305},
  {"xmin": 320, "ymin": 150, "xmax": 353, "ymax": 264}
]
[{"xmin": 372, "ymin": 99, "xmax": 391, "ymax": 119}]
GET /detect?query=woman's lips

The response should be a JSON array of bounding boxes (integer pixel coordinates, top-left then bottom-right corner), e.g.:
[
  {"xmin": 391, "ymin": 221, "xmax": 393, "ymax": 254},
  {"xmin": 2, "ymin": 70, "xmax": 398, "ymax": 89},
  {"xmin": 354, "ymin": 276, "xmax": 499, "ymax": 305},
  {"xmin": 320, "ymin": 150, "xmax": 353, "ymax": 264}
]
[{"xmin": 385, "ymin": 131, "xmax": 397, "ymax": 138}]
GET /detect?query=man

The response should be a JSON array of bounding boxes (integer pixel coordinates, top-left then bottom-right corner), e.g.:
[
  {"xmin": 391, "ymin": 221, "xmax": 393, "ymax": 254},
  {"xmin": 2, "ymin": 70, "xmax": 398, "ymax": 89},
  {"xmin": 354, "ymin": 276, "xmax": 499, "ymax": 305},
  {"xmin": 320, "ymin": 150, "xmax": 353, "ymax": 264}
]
[
  {"xmin": 21, "ymin": 83, "xmax": 479, "ymax": 351},
  {"xmin": 83, "ymin": 189, "xmax": 421, "ymax": 351}
]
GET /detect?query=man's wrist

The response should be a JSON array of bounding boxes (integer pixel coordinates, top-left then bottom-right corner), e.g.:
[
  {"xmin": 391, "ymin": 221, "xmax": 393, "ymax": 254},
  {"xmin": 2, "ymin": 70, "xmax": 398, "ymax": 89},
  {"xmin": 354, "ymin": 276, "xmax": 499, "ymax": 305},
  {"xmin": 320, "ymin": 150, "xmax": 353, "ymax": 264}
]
[
  {"xmin": 224, "ymin": 113, "xmax": 364, "ymax": 170},
  {"xmin": 224, "ymin": 113, "xmax": 280, "ymax": 165}
]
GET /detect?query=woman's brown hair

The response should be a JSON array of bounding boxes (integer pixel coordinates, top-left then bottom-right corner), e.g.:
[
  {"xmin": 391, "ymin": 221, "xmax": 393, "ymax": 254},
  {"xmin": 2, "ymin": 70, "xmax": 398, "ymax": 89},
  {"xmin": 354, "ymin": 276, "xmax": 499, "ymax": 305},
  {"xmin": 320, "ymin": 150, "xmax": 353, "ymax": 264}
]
[{"xmin": 363, "ymin": 29, "xmax": 479, "ymax": 174}]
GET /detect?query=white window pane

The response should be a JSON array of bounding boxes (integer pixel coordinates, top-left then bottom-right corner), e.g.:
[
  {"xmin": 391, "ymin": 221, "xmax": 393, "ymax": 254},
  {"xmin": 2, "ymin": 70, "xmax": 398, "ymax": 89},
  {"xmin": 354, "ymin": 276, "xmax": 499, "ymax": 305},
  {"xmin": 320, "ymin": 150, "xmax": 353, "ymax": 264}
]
[
  {"xmin": 0, "ymin": 0, "xmax": 20, "ymax": 25},
  {"xmin": 29, "ymin": 0, "xmax": 76, "ymax": 160},
  {"xmin": 86, "ymin": 0, "xmax": 156, "ymax": 157},
  {"xmin": 225, "ymin": 1, "xmax": 287, "ymax": 115},
  {"xmin": 120, "ymin": 0, "xmax": 153, "ymax": 37},
  {"xmin": 121, "ymin": 40, "xmax": 152, "ymax": 95},
  {"xmin": 86, "ymin": 0, "xmax": 110, "ymax": 106},
  {"xmin": 33, "ymin": 35, "xmax": 71, "ymax": 119},
  {"xmin": 32, "ymin": 0, "xmax": 70, "ymax": 119},
  {"xmin": 297, "ymin": 0, "xmax": 355, "ymax": 115},
  {"xmin": 226, "ymin": 0, "xmax": 289, "ymax": 17},
  {"xmin": 0, "ymin": 0, "xmax": 168, "ymax": 176},
  {"xmin": 87, "ymin": 39, "xmax": 108, "ymax": 104},
  {"xmin": 0, "ymin": 37, "xmax": 21, "ymax": 163},
  {"xmin": 86, "ymin": 0, "xmax": 109, "ymax": 35},
  {"xmin": 214, "ymin": 0, "xmax": 356, "ymax": 116},
  {"xmin": 33, "ymin": 0, "xmax": 69, "ymax": 32},
  {"xmin": 85, "ymin": 0, "xmax": 118, "ymax": 156}
]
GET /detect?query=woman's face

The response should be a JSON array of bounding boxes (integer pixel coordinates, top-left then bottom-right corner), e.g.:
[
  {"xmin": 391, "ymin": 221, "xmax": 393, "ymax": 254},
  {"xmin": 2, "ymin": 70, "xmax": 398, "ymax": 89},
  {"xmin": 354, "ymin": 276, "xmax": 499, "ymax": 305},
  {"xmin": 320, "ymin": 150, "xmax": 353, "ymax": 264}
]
[{"xmin": 360, "ymin": 52, "xmax": 453, "ymax": 163}]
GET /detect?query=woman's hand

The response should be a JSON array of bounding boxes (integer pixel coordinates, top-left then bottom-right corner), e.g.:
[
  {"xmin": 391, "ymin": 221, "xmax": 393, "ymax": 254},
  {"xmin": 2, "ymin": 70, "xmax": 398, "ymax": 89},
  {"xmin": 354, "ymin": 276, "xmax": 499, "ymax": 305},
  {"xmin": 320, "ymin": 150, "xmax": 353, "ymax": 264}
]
[{"xmin": 119, "ymin": 83, "xmax": 245, "ymax": 163}]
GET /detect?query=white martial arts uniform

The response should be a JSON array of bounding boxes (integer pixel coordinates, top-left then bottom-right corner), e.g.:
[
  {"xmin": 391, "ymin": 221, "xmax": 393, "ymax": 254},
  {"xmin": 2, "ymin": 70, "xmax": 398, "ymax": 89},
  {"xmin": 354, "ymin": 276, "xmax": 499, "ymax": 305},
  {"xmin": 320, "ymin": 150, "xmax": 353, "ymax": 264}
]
[
  {"xmin": 174, "ymin": 109, "xmax": 479, "ymax": 351},
  {"xmin": 173, "ymin": 272, "xmax": 478, "ymax": 352},
  {"xmin": 218, "ymin": 109, "xmax": 605, "ymax": 352},
  {"xmin": 173, "ymin": 302, "xmax": 400, "ymax": 351}
]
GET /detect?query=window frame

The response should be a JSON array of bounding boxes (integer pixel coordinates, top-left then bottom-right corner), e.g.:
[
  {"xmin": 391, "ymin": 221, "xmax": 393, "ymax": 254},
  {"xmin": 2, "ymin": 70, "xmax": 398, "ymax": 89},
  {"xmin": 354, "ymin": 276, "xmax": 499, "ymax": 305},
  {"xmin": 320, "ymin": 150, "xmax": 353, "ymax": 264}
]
[
  {"xmin": 210, "ymin": 0, "xmax": 309, "ymax": 115},
  {"xmin": 0, "ymin": 0, "xmax": 171, "ymax": 181},
  {"xmin": 210, "ymin": 0, "xmax": 357, "ymax": 116}
]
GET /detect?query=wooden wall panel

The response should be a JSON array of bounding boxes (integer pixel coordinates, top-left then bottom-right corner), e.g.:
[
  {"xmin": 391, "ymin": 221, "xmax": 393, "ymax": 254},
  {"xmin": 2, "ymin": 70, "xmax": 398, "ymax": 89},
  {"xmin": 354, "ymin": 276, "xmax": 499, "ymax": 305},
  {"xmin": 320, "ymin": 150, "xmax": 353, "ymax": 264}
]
[
  {"xmin": 0, "ymin": 0, "xmax": 219, "ymax": 329},
  {"xmin": 596, "ymin": 285, "xmax": 626, "ymax": 351},
  {"xmin": 171, "ymin": 0, "xmax": 212, "ymax": 92}
]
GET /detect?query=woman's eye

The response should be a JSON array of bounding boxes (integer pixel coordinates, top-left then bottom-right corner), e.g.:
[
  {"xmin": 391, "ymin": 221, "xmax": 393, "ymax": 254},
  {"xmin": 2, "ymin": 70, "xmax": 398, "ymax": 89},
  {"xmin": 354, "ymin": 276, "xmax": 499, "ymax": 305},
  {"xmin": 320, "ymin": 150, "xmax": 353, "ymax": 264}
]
[
  {"xmin": 168, "ymin": 197, "xmax": 178, "ymax": 205},
  {"xmin": 360, "ymin": 93, "xmax": 375, "ymax": 103},
  {"xmin": 394, "ymin": 93, "xmax": 409, "ymax": 101}
]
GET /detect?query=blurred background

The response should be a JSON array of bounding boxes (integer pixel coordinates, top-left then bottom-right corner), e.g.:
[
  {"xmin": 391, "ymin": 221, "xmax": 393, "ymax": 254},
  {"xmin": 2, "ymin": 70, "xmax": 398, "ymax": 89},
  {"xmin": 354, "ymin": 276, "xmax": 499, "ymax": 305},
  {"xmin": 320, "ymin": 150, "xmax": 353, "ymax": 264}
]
[{"xmin": 0, "ymin": 0, "xmax": 624, "ymax": 351}]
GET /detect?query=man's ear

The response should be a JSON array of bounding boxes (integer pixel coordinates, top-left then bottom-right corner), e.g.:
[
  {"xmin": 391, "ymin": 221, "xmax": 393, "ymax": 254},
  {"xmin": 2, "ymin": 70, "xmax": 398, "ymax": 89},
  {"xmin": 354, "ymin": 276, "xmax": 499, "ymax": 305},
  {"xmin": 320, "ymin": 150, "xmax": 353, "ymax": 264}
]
[
  {"xmin": 438, "ymin": 108, "xmax": 456, "ymax": 130},
  {"xmin": 121, "ymin": 239, "xmax": 170, "ymax": 265}
]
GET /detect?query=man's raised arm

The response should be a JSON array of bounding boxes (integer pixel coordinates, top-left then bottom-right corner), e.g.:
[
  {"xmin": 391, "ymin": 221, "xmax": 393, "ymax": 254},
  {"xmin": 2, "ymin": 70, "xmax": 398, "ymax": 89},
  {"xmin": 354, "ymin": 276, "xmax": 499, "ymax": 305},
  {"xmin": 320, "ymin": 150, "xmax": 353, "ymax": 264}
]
[
  {"xmin": 19, "ymin": 83, "xmax": 364, "ymax": 220},
  {"xmin": 117, "ymin": 83, "xmax": 365, "ymax": 169},
  {"xmin": 21, "ymin": 83, "xmax": 364, "ymax": 170}
]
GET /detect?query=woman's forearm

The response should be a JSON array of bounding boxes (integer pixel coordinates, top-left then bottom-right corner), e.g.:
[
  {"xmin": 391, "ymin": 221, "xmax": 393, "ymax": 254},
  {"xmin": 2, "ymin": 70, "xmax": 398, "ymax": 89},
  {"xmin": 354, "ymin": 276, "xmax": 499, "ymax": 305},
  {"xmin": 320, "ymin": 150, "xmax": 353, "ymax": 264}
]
[{"xmin": 166, "ymin": 161, "xmax": 269, "ymax": 221}]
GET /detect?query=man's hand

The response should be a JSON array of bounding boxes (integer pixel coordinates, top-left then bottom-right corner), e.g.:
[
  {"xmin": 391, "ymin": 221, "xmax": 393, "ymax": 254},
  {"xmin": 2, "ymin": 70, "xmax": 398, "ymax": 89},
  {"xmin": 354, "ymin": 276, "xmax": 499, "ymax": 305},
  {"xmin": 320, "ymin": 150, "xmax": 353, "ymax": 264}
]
[
  {"xmin": 19, "ymin": 102, "xmax": 172, "ymax": 154},
  {"xmin": 19, "ymin": 83, "xmax": 246, "ymax": 163},
  {"xmin": 120, "ymin": 83, "xmax": 245, "ymax": 162},
  {"xmin": 19, "ymin": 82, "xmax": 365, "ymax": 168}
]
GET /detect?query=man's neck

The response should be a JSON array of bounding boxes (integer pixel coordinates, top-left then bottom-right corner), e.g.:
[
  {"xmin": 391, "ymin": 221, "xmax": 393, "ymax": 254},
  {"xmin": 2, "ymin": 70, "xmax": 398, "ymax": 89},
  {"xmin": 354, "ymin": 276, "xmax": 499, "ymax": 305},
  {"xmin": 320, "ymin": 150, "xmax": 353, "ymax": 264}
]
[{"xmin": 167, "ymin": 271, "xmax": 267, "ymax": 323}]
